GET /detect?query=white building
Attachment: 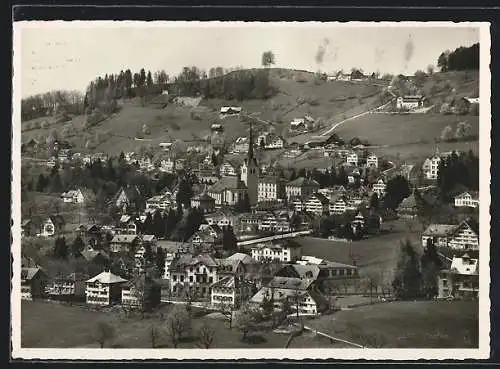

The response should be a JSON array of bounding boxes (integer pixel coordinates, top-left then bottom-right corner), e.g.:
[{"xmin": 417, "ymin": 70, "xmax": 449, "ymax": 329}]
[
  {"xmin": 422, "ymin": 219, "xmax": 479, "ymax": 251},
  {"xmin": 454, "ymin": 191, "xmax": 479, "ymax": 208},
  {"xmin": 396, "ymin": 95, "xmax": 426, "ymax": 110},
  {"xmin": 304, "ymin": 192, "xmax": 330, "ymax": 216},
  {"xmin": 219, "ymin": 161, "xmax": 239, "ymax": 177},
  {"xmin": 207, "ymin": 177, "xmax": 247, "ymax": 207},
  {"xmin": 285, "ymin": 177, "xmax": 320, "ymax": 200},
  {"xmin": 346, "ymin": 152, "xmax": 359, "ymax": 166},
  {"xmin": 329, "ymin": 196, "xmax": 348, "ymax": 215},
  {"xmin": 366, "ymin": 154, "xmax": 378, "ymax": 168},
  {"xmin": 232, "ymin": 137, "xmax": 249, "ymax": 153},
  {"xmin": 146, "ymin": 194, "xmax": 174, "ymax": 211},
  {"xmin": 250, "ymin": 239, "xmax": 302, "ymax": 263},
  {"xmin": 85, "ymin": 271, "xmax": 127, "ymax": 306},
  {"xmin": 422, "ymin": 154, "xmax": 442, "ymax": 180}
]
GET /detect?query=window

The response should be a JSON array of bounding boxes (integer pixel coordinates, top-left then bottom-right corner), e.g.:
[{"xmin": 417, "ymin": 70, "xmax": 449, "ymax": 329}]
[
  {"xmin": 173, "ymin": 275, "xmax": 177, "ymax": 282},
  {"xmin": 339, "ymin": 269, "xmax": 345, "ymax": 276},
  {"xmin": 442, "ymin": 279, "xmax": 448, "ymax": 287},
  {"xmin": 180, "ymin": 275, "xmax": 185, "ymax": 282},
  {"xmin": 189, "ymin": 276, "xmax": 193, "ymax": 282}
]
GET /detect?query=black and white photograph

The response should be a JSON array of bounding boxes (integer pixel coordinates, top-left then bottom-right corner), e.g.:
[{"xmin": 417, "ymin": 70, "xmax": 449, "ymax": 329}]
[{"xmin": 11, "ymin": 21, "xmax": 491, "ymax": 360}]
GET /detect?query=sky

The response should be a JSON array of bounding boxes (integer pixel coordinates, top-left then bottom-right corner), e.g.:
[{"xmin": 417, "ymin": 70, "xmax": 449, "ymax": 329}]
[{"xmin": 16, "ymin": 22, "xmax": 480, "ymax": 98}]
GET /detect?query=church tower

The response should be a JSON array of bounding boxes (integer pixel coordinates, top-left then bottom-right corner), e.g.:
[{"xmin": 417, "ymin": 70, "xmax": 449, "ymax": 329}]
[{"xmin": 240, "ymin": 123, "xmax": 259, "ymax": 206}]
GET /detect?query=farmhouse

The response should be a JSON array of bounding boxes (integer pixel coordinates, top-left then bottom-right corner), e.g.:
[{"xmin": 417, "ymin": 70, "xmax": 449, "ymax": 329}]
[
  {"xmin": 438, "ymin": 251, "xmax": 479, "ymax": 300},
  {"xmin": 396, "ymin": 95, "xmax": 427, "ymax": 110},
  {"xmin": 232, "ymin": 137, "xmax": 249, "ymax": 153},
  {"xmin": 422, "ymin": 219, "xmax": 479, "ymax": 251},
  {"xmin": 329, "ymin": 195, "xmax": 348, "ymax": 215},
  {"xmin": 219, "ymin": 160, "xmax": 240, "ymax": 177},
  {"xmin": 85, "ymin": 271, "xmax": 127, "ymax": 306},
  {"xmin": 250, "ymin": 239, "xmax": 302, "ymax": 263},
  {"xmin": 21, "ymin": 267, "xmax": 48, "ymax": 300},
  {"xmin": 146, "ymin": 194, "xmax": 174, "ymax": 211},
  {"xmin": 454, "ymin": 191, "xmax": 479, "ymax": 209},
  {"xmin": 286, "ymin": 177, "xmax": 320, "ymax": 200}
]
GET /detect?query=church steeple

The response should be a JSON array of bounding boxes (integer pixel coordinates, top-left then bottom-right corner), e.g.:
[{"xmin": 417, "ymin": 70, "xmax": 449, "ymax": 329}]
[{"xmin": 248, "ymin": 122, "xmax": 255, "ymax": 161}]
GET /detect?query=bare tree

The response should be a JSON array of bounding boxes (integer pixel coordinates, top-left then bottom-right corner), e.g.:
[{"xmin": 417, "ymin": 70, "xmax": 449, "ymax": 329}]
[
  {"xmin": 197, "ymin": 322, "xmax": 215, "ymax": 349},
  {"xmin": 261, "ymin": 51, "xmax": 276, "ymax": 68},
  {"xmin": 235, "ymin": 305, "xmax": 258, "ymax": 341},
  {"xmin": 164, "ymin": 304, "xmax": 191, "ymax": 348},
  {"xmin": 150, "ymin": 324, "xmax": 160, "ymax": 348},
  {"xmin": 218, "ymin": 300, "xmax": 235, "ymax": 328},
  {"xmin": 94, "ymin": 320, "xmax": 115, "ymax": 348}
]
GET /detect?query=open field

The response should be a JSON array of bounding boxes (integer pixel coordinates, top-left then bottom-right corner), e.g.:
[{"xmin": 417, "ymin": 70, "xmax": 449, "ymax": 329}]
[
  {"xmin": 21, "ymin": 300, "xmax": 290, "ymax": 349},
  {"xmin": 305, "ymin": 300, "xmax": 478, "ymax": 348},
  {"xmin": 295, "ymin": 230, "xmax": 421, "ymax": 285}
]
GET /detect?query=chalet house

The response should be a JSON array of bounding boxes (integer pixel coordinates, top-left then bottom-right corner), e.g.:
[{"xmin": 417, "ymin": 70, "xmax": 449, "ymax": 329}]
[
  {"xmin": 346, "ymin": 152, "xmax": 359, "ymax": 166},
  {"xmin": 207, "ymin": 177, "xmax": 247, "ymax": 207},
  {"xmin": 109, "ymin": 234, "xmax": 140, "ymax": 254},
  {"xmin": 205, "ymin": 209, "xmax": 238, "ymax": 228},
  {"xmin": 454, "ymin": 191, "xmax": 479, "ymax": 209},
  {"xmin": 249, "ymin": 276, "xmax": 328, "ymax": 316},
  {"xmin": 250, "ymin": 239, "xmax": 302, "ymax": 263},
  {"xmin": 258, "ymin": 176, "xmax": 286, "ymax": 202},
  {"xmin": 290, "ymin": 118, "xmax": 306, "ymax": 131},
  {"xmin": 422, "ymin": 219, "xmax": 479, "ymax": 251},
  {"xmin": 265, "ymin": 135, "xmax": 285, "ymax": 150},
  {"xmin": 305, "ymin": 192, "xmax": 330, "ymax": 216},
  {"xmin": 57, "ymin": 149, "xmax": 72, "ymax": 163},
  {"xmin": 285, "ymin": 177, "xmax": 320, "ymax": 200},
  {"xmin": 210, "ymin": 275, "xmax": 254, "ymax": 309},
  {"xmin": 396, "ymin": 194, "xmax": 419, "ymax": 219},
  {"xmin": 146, "ymin": 194, "xmax": 174, "ymax": 211},
  {"xmin": 75, "ymin": 224, "xmax": 103, "ymax": 247},
  {"xmin": 40, "ymin": 216, "xmax": 65, "ymax": 237},
  {"xmin": 258, "ymin": 212, "xmax": 292, "ymax": 233},
  {"xmin": 159, "ymin": 142, "xmax": 173, "ymax": 151},
  {"xmin": 159, "ymin": 156, "xmax": 176, "ymax": 173},
  {"xmin": 438, "ymin": 252, "xmax": 479, "ymax": 300},
  {"xmin": 85, "ymin": 271, "xmax": 127, "ymax": 306},
  {"xmin": 290, "ymin": 196, "xmax": 305, "ymax": 212},
  {"xmin": 422, "ymin": 154, "xmax": 441, "ymax": 180},
  {"xmin": 366, "ymin": 154, "xmax": 378, "ymax": 168},
  {"xmin": 396, "ymin": 95, "xmax": 427, "ymax": 110},
  {"xmin": 195, "ymin": 168, "xmax": 220, "ymax": 184},
  {"xmin": 351, "ymin": 208, "xmax": 381, "ymax": 235},
  {"xmin": 329, "ymin": 195, "xmax": 348, "ymax": 215},
  {"xmin": 121, "ymin": 273, "xmax": 161, "ymax": 309},
  {"xmin": 46, "ymin": 156, "xmax": 57, "ymax": 168},
  {"xmin": 372, "ymin": 179, "xmax": 386, "ymax": 197},
  {"xmin": 157, "ymin": 241, "xmax": 188, "ymax": 280},
  {"xmin": 61, "ymin": 188, "xmax": 95, "ymax": 204},
  {"xmin": 47, "ymin": 272, "xmax": 88, "ymax": 301},
  {"xmin": 169, "ymin": 254, "xmax": 220, "ymax": 300},
  {"xmin": 21, "ymin": 267, "xmax": 48, "ymax": 300},
  {"xmin": 113, "ymin": 185, "xmax": 143, "ymax": 212},
  {"xmin": 191, "ymin": 192, "xmax": 216, "ymax": 214}
]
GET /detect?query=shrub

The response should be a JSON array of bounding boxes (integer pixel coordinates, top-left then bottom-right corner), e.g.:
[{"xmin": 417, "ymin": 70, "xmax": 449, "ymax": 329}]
[
  {"xmin": 440, "ymin": 103, "xmax": 452, "ymax": 115},
  {"xmin": 190, "ymin": 110, "xmax": 202, "ymax": 121}
]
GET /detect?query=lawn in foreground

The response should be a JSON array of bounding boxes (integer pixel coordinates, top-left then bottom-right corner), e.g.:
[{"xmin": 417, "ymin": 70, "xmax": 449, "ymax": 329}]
[
  {"xmin": 305, "ymin": 300, "xmax": 479, "ymax": 348},
  {"xmin": 21, "ymin": 300, "xmax": 289, "ymax": 349}
]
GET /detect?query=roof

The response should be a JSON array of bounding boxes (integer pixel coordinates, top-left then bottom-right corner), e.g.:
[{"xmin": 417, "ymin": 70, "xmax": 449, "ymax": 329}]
[
  {"xmin": 21, "ymin": 267, "xmax": 43, "ymax": 281},
  {"xmin": 422, "ymin": 224, "xmax": 457, "ymax": 237},
  {"xmin": 80, "ymin": 250, "xmax": 109, "ymax": 261},
  {"xmin": 170, "ymin": 253, "xmax": 219, "ymax": 270},
  {"xmin": 142, "ymin": 234, "xmax": 156, "ymax": 242},
  {"xmin": 225, "ymin": 252, "xmax": 256, "ymax": 264},
  {"xmin": 86, "ymin": 271, "xmax": 127, "ymax": 284},
  {"xmin": 268, "ymin": 276, "xmax": 312, "ymax": 290},
  {"xmin": 278, "ymin": 264, "xmax": 321, "ymax": 280},
  {"xmin": 123, "ymin": 273, "xmax": 158, "ymax": 289},
  {"xmin": 110, "ymin": 234, "xmax": 138, "ymax": 244},
  {"xmin": 208, "ymin": 177, "xmax": 247, "ymax": 193},
  {"xmin": 156, "ymin": 240, "xmax": 186, "ymax": 253},
  {"xmin": 397, "ymin": 194, "xmax": 417, "ymax": 209},
  {"xmin": 113, "ymin": 185, "xmax": 142, "ymax": 203},
  {"xmin": 307, "ymin": 192, "xmax": 329, "ymax": 204},
  {"xmin": 287, "ymin": 177, "xmax": 320, "ymax": 188},
  {"xmin": 455, "ymin": 191, "xmax": 479, "ymax": 200},
  {"xmin": 46, "ymin": 215, "xmax": 65, "ymax": 228},
  {"xmin": 449, "ymin": 255, "xmax": 479, "ymax": 275},
  {"xmin": 192, "ymin": 192, "xmax": 216, "ymax": 202},
  {"xmin": 220, "ymin": 106, "xmax": 242, "ymax": 113}
]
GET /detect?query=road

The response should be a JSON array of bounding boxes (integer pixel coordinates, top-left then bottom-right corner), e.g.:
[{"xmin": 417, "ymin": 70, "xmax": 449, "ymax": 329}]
[{"xmin": 315, "ymin": 99, "xmax": 395, "ymax": 138}]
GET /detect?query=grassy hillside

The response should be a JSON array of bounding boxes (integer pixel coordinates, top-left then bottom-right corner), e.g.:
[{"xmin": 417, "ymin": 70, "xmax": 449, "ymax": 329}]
[{"xmin": 21, "ymin": 69, "xmax": 384, "ymax": 157}]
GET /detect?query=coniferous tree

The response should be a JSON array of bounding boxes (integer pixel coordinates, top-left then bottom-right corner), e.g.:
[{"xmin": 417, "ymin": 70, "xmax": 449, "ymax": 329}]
[
  {"xmin": 153, "ymin": 211, "xmax": 164, "ymax": 239},
  {"xmin": 392, "ymin": 239, "xmax": 421, "ymax": 300},
  {"xmin": 71, "ymin": 235, "xmax": 85, "ymax": 257}
]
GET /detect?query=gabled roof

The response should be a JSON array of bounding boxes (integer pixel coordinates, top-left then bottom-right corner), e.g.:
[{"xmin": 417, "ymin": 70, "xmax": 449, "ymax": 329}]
[
  {"xmin": 207, "ymin": 177, "xmax": 247, "ymax": 193},
  {"xmin": 287, "ymin": 177, "xmax": 320, "ymax": 188},
  {"xmin": 455, "ymin": 191, "xmax": 479, "ymax": 200},
  {"xmin": 110, "ymin": 234, "xmax": 139, "ymax": 244},
  {"xmin": 268, "ymin": 276, "xmax": 312, "ymax": 290},
  {"xmin": 307, "ymin": 192, "xmax": 329, "ymax": 205},
  {"xmin": 46, "ymin": 215, "xmax": 65, "ymax": 228},
  {"xmin": 21, "ymin": 267, "xmax": 44, "ymax": 281},
  {"xmin": 225, "ymin": 252, "xmax": 256, "ymax": 264},
  {"xmin": 80, "ymin": 249, "xmax": 110, "ymax": 261},
  {"xmin": 422, "ymin": 224, "xmax": 457, "ymax": 237},
  {"xmin": 397, "ymin": 194, "xmax": 417, "ymax": 209},
  {"xmin": 86, "ymin": 271, "xmax": 127, "ymax": 284}
]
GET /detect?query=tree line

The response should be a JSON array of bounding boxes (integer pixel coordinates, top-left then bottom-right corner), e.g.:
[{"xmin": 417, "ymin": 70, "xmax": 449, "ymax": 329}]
[
  {"xmin": 21, "ymin": 90, "xmax": 85, "ymax": 121},
  {"xmin": 437, "ymin": 43, "xmax": 479, "ymax": 72}
]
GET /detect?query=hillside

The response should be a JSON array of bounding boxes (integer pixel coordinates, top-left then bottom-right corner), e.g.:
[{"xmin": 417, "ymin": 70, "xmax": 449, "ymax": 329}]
[{"xmin": 21, "ymin": 69, "xmax": 385, "ymax": 156}]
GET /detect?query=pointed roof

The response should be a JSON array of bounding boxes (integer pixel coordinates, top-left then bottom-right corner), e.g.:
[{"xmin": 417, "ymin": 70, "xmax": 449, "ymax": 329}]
[{"xmin": 86, "ymin": 271, "xmax": 127, "ymax": 284}]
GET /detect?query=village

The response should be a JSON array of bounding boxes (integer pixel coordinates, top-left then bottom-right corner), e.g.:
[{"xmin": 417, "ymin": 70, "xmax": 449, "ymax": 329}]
[{"xmin": 18, "ymin": 36, "xmax": 482, "ymax": 349}]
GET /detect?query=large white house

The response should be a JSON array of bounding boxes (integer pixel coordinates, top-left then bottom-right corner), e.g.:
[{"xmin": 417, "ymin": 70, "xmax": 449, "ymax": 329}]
[
  {"xmin": 250, "ymin": 239, "xmax": 302, "ymax": 263},
  {"xmin": 304, "ymin": 192, "xmax": 330, "ymax": 216},
  {"xmin": 366, "ymin": 154, "xmax": 378, "ymax": 168},
  {"xmin": 421, "ymin": 219, "xmax": 479, "ymax": 251},
  {"xmin": 346, "ymin": 152, "xmax": 359, "ymax": 166},
  {"xmin": 85, "ymin": 271, "xmax": 127, "ymax": 306},
  {"xmin": 422, "ymin": 154, "xmax": 442, "ymax": 180},
  {"xmin": 454, "ymin": 191, "xmax": 479, "ymax": 208},
  {"xmin": 258, "ymin": 176, "xmax": 286, "ymax": 202},
  {"xmin": 285, "ymin": 177, "xmax": 320, "ymax": 200},
  {"xmin": 372, "ymin": 179, "xmax": 386, "ymax": 197}
]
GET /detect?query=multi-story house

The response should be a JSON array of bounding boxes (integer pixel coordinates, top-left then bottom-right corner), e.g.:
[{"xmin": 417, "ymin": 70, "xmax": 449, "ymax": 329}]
[
  {"xmin": 146, "ymin": 194, "xmax": 174, "ymax": 211},
  {"xmin": 232, "ymin": 137, "xmax": 249, "ymax": 153},
  {"xmin": 372, "ymin": 178, "xmax": 386, "ymax": 197},
  {"xmin": 258, "ymin": 212, "xmax": 291, "ymax": 233},
  {"xmin": 304, "ymin": 192, "xmax": 330, "ymax": 216},
  {"xmin": 346, "ymin": 151, "xmax": 359, "ymax": 166},
  {"xmin": 258, "ymin": 176, "xmax": 286, "ymax": 202},
  {"xmin": 169, "ymin": 254, "xmax": 220, "ymax": 300},
  {"xmin": 190, "ymin": 192, "xmax": 216, "ymax": 214},
  {"xmin": 366, "ymin": 153, "xmax": 378, "ymax": 168},
  {"xmin": 39, "ymin": 216, "xmax": 65, "ymax": 237},
  {"xmin": 210, "ymin": 275, "xmax": 254, "ymax": 309},
  {"xmin": 109, "ymin": 234, "xmax": 140, "ymax": 254},
  {"xmin": 329, "ymin": 195, "xmax": 348, "ymax": 215},
  {"xmin": 454, "ymin": 191, "xmax": 479, "ymax": 208},
  {"xmin": 85, "ymin": 271, "xmax": 127, "ymax": 306},
  {"xmin": 61, "ymin": 188, "xmax": 94, "ymax": 204},
  {"xmin": 250, "ymin": 239, "xmax": 302, "ymax": 263},
  {"xmin": 121, "ymin": 273, "xmax": 161, "ymax": 308},
  {"xmin": 47, "ymin": 272, "xmax": 88, "ymax": 301},
  {"xmin": 438, "ymin": 252, "xmax": 479, "ymax": 300},
  {"xmin": 205, "ymin": 209, "xmax": 238, "ymax": 228},
  {"xmin": 112, "ymin": 185, "xmax": 143, "ymax": 212},
  {"xmin": 422, "ymin": 153, "xmax": 442, "ymax": 180},
  {"xmin": 422, "ymin": 219, "xmax": 479, "ymax": 251},
  {"xmin": 285, "ymin": 177, "xmax": 320, "ymax": 200},
  {"xmin": 219, "ymin": 160, "xmax": 240, "ymax": 177},
  {"xmin": 116, "ymin": 215, "xmax": 139, "ymax": 235}
]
